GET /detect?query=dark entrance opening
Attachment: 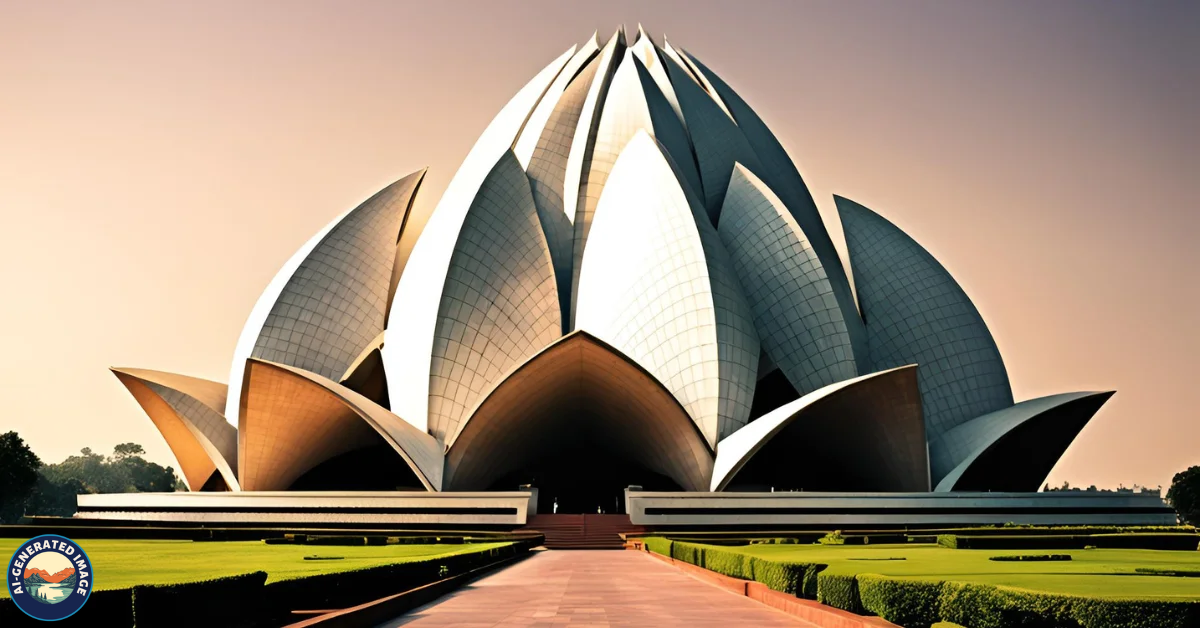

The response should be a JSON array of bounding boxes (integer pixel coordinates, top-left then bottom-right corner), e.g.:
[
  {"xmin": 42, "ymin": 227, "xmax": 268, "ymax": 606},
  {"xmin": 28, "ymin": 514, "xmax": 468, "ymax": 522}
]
[
  {"xmin": 288, "ymin": 442, "xmax": 425, "ymax": 491},
  {"xmin": 489, "ymin": 444, "xmax": 681, "ymax": 514}
]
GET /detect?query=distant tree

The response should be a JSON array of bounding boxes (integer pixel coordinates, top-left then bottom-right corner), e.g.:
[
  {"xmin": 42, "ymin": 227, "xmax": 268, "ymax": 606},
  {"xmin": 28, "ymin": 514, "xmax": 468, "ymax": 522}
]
[
  {"xmin": 1167, "ymin": 466, "xmax": 1200, "ymax": 526},
  {"xmin": 0, "ymin": 432, "xmax": 42, "ymax": 523},
  {"xmin": 34, "ymin": 442, "xmax": 180, "ymax": 510},
  {"xmin": 112, "ymin": 443, "xmax": 146, "ymax": 460},
  {"xmin": 25, "ymin": 475, "xmax": 87, "ymax": 518},
  {"xmin": 120, "ymin": 454, "xmax": 178, "ymax": 492}
]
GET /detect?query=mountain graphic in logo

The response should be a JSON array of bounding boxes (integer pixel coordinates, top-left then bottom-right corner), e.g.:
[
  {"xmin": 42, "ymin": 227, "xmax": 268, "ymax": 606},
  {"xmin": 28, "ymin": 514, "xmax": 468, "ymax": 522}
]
[
  {"xmin": 24, "ymin": 567, "xmax": 76, "ymax": 583},
  {"xmin": 22, "ymin": 559, "xmax": 78, "ymax": 605}
]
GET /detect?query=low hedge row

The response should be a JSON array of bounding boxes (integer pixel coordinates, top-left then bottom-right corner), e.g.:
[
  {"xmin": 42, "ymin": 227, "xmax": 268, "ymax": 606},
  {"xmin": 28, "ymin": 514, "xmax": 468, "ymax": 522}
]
[
  {"xmin": 642, "ymin": 537, "xmax": 1200, "ymax": 628},
  {"xmin": 0, "ymin": 540, "xmax": 536, "ymax": 626},
  {"xmin": 920, "ymin": 525, "xmax": 1195, "ymax": 537},
  {"xmin": 938, "ymin": 581, "xmax": 1200, "ymax": 628},
  {"xmin": 988, "ymin": 554, "xmax": 1072, "ymax": 562},
  {"xmin": 0, "ymin": 588, "xmax": 133, "ymax": 625},
  {"xmin": 816, "ymin": 572, "xmax": 863, "ymax": 614},
  {"xmin": 825, "ymin": 575, "xmax": 1200, "ymax": 628},
  {"xmin": 0, "ymin": 573, "xmax": 265, "ymax": 628},
  {"xmin": 1135, "ymin": 567, "xmax": 1200, "ymax": 577},
  {"xmin": 644, "ymin": 538, "xmax": 825, "ymax": 597},
  {"xmin": 265, "ymin": 534, "xmax": 469, "ymax": 546},
  {"xmin": 857, "ymin": 574, "xmax": 943, "ymax": 627},
  {"xmin": 132, "ymin": 572, "xmax": 267, "ymax": 627},
  {"xmin": 938, "ymin": 533, "xmax": 1200, "ymax": 551}
]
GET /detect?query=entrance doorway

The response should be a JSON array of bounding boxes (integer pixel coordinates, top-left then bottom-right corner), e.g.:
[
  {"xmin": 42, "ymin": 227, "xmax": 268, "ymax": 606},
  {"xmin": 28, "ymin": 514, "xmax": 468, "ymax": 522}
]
[{"xmin": 490, "ymin": 447, "xmax": 681, "ymax": 514}]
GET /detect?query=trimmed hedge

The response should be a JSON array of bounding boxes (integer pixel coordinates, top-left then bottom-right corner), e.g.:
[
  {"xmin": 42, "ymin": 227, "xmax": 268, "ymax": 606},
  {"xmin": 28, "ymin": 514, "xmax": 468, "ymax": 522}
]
[
  {"xmin": 939, "ymin": 581, "xmax": 1200, "ymax": 628},
  {"xmin": 938, "ymin": 533, "xmax": 1200, "ymax": 551},
  {"xmin": 838, "ymin": 576, "xmax": 1200, "ymax": 628},
  {"xmin": 858, "ymin": 574, "xmax": 943, "ymax": 628},
  {"xmin": 988, "ymin": 554, "xmax": 1072, "ymax": 562},
  {"xmin": 1135, "ymin": 567, "xmax": 1200, "ymax": 577},
  {"xmin": 816, "ymin": 571, "xmax": 864, "ymax": 614},
  {"xmin": 922, "ymin": 525, "xmax": 1195, "ymax": 537},
  {"xmin": 0, "ymin": 588, "xmax": 134, "ymax": 626},
  {"xmin": 641, "ymin": 537, "xmax": 1200, "ymax": 628},
  {"xmin": 132, "ymin": 571, "xmax": 268, "ymax": 627},
  {"xmin": 643, "ymin": 538, "xmax": 825, "ymax": 597}
]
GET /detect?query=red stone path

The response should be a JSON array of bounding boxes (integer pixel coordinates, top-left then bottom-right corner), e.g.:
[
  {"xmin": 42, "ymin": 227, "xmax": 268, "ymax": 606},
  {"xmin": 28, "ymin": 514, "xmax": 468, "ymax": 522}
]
[{"xmin": 380, "ymin": 549, "xmax": 814, "ymax": 627}]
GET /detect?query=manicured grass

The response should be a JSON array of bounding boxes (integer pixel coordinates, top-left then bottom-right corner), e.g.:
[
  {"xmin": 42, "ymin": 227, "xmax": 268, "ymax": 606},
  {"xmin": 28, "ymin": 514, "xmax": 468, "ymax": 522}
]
[
  {"xmin": 0, "ymin": 538, "xmax": 509, "ymax": 596},
  {"xmin": 731, "ymin": 543, "xmax": 1200, "ymax": 600}
]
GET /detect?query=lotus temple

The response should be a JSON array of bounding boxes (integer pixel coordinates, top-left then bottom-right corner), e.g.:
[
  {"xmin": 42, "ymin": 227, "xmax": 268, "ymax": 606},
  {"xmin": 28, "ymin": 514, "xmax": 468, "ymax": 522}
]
[{"xmin": 92, "ymin": 28, "xmax": 1171, "ymax": 528}]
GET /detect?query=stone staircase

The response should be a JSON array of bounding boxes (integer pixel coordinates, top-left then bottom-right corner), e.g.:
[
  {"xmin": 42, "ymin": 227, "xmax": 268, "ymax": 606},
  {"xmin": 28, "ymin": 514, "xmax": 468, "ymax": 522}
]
[{"xmin": 521, "ymin": 514, "xmax": 645, "ymax": 550}]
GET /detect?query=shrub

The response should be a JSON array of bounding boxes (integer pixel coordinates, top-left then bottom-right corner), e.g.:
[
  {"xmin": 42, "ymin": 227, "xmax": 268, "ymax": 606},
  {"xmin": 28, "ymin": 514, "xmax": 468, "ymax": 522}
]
[
  {"xmin": 1088, "ymin": 533, "xmax": 1200, "ymax": 551},
  {"xmin": 1135, "ymin": 567, "xmax": 1200, "ymax": 577},
  {"xmin": 133, "ymin": 571, "xmax": 268, "ymax": 627},
  {"xmin": 988, "ymin": 554, "xmax": 1072, "ymax": 562},
  {"xmin": 818, "ymin": 530, "xmax": 846, "ymax": 545},
  {"xmin": 938, "ymin": 581, "xmax": 1200, "ymax": 628},
  {"xmin": 795, "ymin": 563, "xmax": 823, "ymax": 600},
  {"xmin": 937, "ymin": 581, "xmax": 1075, "ymax": 628},
  {"xmin": 858, "ymin": 575, "xmax": 943, "ymax": 628},
  {"xmin": 1071, "ymin": 598, "xmax": 1200, "ymax": 628},
  {"xmin": 816, "ymin": 571, "xmax": 863, "ymax": 614},
  {"xmin": 0, "ymin": 588, "xmax": 134, "ymax": 625},
  {"xmin": 643, "ymin": 538, "xmax": 824, "ymax": 598},
  {"xmin": 938, "ymin": 533, "xmax": 1199, "ymax": 551},
  {"xmin": 749, "ymin": 556, "xmax": 820, "ymax": 596}
]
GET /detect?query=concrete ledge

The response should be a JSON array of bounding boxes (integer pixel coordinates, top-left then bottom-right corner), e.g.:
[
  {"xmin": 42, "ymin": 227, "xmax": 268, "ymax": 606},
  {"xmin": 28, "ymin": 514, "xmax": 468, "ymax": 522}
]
[
  {"xmin": 625, "ymin": 489, "xmax": 1175, "ymax": 527},
  {"xmin": 641, "ymin": 549, "xmax": 899, "ymax": 628},
  {"xmin": 74, "ymin": 491, "xmax": 534, "ymax": 526}
]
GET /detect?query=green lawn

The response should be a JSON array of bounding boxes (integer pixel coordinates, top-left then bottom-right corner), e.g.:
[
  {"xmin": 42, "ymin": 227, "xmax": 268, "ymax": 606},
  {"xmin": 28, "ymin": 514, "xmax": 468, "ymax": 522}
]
[
  {"xmin": 730, "ymin": 543, "xmax": 1200, "ymax": 599},
  {"xmin": 0, "ymin": 538, "xmax": 509, "ymax": 596}
]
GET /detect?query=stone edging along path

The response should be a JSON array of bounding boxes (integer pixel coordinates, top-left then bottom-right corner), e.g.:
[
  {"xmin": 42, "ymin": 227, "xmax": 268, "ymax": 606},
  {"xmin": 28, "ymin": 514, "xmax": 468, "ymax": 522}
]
[{"xmin": 639, "ymin": 548, "xmax": 901, "ymax": 628}]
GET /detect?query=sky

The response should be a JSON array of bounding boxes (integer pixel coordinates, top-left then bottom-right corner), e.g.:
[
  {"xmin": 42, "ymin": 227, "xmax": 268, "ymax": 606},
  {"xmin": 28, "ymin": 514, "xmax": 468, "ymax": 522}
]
[{"xmin": 1, "ymin": 0, "xmax": 1196, "ymax": 492}]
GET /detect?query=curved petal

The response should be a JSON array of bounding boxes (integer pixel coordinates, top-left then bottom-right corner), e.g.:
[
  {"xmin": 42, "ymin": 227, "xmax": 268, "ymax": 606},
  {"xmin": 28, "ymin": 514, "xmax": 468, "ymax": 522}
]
[
  {"xmin": 932, "ymin": 391, "xmax": 1114, "ymax": 492},
  {"xmin": 513, "ymin": 39, "xmax": 597, "ymax": 168},
  {"xmin": 384, "ymin": 48, "xmax": 576, "ymax": 436},
  {"xmin": 420, "ymin": 150, "xmax": 561, "ymax": 445},
  {"xmin": 577, "ymin": 131, "xmax": 759, "ymax": 445},
  {"xmin": 563, "ymin": 29, "xmax": 625, "ymax": 227},
  {"xmin": 569, "ymin": 45, "xmax": 702, "ymax": 326},
  {"xmin": 443, "ymin": 331, "xmax": 713, "ymax": 492},
  {"xmin": 225, "ymin": 169, "xmax": 426, "ymax": 429},
  {"xmin": 658, "ymin": 51, "xmax": 763, "ymax": 223},
  {"xmin": 627, "ymin": 33, "xmax": 687, "ymax": 129},
  {"xmin": 110, "ymin": 368, "xmax": 239, "ymax": 491},
  {"xmin": 662, "ymin": 39, "xmax": 734, "ymax": 119},
  {"xmin": 239, "ymin": 359, "xmax": 443, "ymax": 491},
  {"xmin": 837, "ymin": 195, "xmax": 1013, "ymax": 441},
  {"xmin": 526, "ymin": 41, "xmax": 607, "ymax": 328},
  {"xmin": 678, "ymin": 48, "xmax": 867, "ymax": 365},
  {"xmin": 719, "ymin": 164, "xmax": 858, "ymax": 397},
  {"xmin": 711, "ymin": 365, "xmax": 928, "ymax": 492}
]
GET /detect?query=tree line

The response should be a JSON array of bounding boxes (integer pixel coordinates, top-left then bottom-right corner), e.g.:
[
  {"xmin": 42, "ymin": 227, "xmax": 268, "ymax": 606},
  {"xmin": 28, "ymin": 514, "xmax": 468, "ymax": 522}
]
[{"xmin": 0, "ymin": 431, "xmax": 180, "ymax": 523}]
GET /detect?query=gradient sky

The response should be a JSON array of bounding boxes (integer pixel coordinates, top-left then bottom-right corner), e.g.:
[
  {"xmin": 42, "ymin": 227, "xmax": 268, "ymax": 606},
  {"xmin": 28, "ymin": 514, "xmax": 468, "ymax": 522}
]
[{"xmin": 1, "ymin": 1, "xmax": 1196, "ymax": 492}]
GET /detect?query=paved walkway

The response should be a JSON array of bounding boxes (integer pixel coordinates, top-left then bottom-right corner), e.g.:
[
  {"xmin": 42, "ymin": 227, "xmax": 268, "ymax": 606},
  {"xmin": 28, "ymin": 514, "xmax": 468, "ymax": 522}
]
[{"xmin": 380, "ymin": 550, "xmax": 810, "ymax": 627}]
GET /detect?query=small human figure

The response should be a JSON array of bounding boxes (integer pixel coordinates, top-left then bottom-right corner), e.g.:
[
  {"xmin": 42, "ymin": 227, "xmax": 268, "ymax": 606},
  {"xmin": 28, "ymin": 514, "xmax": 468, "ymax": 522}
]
[{"xmin": 552, "ymin": 498, "xmax": 558, "ymax": 514}]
